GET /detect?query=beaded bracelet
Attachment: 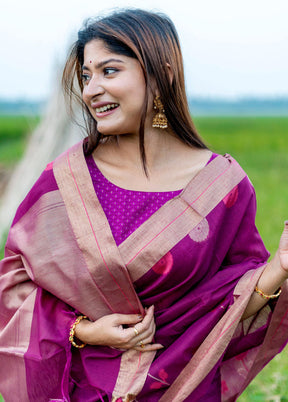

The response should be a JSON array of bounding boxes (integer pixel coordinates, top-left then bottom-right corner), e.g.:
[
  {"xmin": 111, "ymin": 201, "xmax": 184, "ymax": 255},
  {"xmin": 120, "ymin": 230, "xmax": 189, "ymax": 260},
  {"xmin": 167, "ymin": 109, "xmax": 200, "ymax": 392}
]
[
  {"xmin": 254, "ymin": 286, "xmax": 282, "ymax": 300},
  {"xmin": 69, "ymin": 315, "xmax": 87, "ymax": 348}
]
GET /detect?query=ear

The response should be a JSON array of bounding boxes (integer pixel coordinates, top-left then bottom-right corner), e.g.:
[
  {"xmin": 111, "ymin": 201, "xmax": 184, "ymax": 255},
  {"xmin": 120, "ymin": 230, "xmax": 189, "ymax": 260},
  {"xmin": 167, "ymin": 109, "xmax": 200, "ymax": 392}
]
[
  {"xmin": 166, "ymin": 63, "xmax": 174, "ymax": 86},
  {"xmin": 152, "ymin": 64, "xmax": 173, "ymax": 97},
  {"xmin": 149, "ymin": 78, "xmax": 160, "ymax": 97}
]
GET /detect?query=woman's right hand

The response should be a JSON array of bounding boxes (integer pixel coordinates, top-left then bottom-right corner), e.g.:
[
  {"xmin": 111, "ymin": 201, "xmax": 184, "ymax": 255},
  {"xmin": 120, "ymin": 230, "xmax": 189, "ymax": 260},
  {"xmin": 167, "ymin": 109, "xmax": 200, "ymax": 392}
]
[{"xmin": 74, "ymin": 305, "xmax": 163, "ymax": 352}]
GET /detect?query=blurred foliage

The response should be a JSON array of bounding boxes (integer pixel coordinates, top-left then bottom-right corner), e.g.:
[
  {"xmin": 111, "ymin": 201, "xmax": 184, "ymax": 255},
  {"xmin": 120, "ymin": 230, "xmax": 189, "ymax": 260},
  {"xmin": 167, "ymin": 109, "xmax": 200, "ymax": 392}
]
[
  {"xmin": 194, "ymin": 116, "xmax": 288, "ymax": 256},
  {"xmin": 0, "ymin": 115, "xmax": 39, "ymax": 166},
  {"xmin": 194, "ymin": 116, "xmax": 288, "ymax": 401}
]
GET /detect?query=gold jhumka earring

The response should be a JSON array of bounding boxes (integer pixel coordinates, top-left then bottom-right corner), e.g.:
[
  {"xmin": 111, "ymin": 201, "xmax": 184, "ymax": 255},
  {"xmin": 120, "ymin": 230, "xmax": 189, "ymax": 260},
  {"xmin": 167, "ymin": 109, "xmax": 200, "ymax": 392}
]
[{"xmin": 152, "ymin": 96, "xmax": 168, "ymax": 129}]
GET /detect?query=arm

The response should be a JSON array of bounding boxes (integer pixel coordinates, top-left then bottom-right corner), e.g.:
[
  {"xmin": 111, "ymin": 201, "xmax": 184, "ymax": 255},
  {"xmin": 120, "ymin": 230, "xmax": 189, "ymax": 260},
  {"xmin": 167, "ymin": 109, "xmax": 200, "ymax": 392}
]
[{"xmin": 242, "ymin": 221, "xmax": 288, "ymax": 319}]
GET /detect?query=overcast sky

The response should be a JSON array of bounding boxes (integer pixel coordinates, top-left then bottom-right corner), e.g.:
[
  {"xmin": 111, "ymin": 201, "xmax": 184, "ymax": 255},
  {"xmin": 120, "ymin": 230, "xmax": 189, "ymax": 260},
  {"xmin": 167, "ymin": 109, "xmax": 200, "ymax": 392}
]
[{"xmin": 1, "ymin": 0, "xmax": 288, "ymax": 100}]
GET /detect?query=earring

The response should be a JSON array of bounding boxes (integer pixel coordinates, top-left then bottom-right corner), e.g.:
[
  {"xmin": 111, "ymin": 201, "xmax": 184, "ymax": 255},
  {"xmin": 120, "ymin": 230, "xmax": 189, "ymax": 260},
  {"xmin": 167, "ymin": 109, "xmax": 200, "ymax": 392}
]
[{"xmin": 152, "ymin": 96, "xmax": 168, "ymax": 129}]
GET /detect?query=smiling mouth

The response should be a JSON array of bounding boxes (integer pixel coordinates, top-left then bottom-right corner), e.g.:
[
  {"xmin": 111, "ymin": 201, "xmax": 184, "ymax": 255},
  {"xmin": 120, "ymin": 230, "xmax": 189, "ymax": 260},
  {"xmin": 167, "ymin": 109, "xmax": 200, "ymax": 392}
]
[{"xmin": 95, "ymin": 103, "xmax": 119, "ymax": 113}]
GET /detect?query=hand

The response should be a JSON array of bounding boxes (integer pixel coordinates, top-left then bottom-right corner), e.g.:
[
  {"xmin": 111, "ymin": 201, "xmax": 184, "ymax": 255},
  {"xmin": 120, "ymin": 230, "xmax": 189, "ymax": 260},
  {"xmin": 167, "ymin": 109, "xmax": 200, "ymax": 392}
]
[
  {"xmin": 75, "ymin": 305, "xmax": 163, "ymax": 352},
  {"xmin": 279, "ymin": 221, "xmax": 288, "ymax": 272}
]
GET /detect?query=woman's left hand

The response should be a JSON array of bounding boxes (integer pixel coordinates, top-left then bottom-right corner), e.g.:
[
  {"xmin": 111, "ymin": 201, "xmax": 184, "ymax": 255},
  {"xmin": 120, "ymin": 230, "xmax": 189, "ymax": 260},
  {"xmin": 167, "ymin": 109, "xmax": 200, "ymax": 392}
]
[
  {"xmin": 278, "ymin": 221, "xmax": 288, "ymax": 272},
  {"xmin": 242, "ymin": 221, "xmax": 288, "ymax": 320}
]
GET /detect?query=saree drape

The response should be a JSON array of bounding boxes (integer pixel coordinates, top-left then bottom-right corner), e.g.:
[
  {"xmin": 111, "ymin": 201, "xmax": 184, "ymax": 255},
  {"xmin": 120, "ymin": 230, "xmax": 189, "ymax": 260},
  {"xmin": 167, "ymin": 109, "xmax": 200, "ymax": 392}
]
[{"xmin": 1, "ymin": 141, "xmax": 288, "ymax": 402}]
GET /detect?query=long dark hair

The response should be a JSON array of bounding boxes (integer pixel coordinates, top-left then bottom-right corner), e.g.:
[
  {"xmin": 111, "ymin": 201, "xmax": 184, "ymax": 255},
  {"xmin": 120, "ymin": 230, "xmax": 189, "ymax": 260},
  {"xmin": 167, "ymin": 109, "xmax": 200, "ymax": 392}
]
[{"xmin": 62, "ymin": 8, "xmax": 207, "ymax": 166}]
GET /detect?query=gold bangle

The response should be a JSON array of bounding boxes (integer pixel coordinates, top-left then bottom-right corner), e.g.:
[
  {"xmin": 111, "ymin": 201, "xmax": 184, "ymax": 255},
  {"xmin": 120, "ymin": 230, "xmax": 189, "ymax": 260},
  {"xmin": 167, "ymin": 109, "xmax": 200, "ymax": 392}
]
[
  {"xmin": 254, "ymin": 286, "xmax": 282, "ymax": 300},
  {"xmin": 69, "ymin": 315, "xmax": 87, "ymax": 348}
]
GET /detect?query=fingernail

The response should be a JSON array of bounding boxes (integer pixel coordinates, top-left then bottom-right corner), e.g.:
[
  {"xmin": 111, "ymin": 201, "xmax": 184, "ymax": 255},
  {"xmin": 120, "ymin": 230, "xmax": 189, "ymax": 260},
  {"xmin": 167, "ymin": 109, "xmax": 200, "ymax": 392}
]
[{"xmin": 285, "ymin": 220, "xmax": 288, "ymax": 226}]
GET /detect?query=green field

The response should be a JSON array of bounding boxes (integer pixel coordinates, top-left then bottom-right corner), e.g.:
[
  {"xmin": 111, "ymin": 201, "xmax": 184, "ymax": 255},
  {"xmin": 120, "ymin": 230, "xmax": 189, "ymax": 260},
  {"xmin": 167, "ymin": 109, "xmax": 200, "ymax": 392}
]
[
  {"xmin": 194, "ymin": 116, "xmax": 288, "ymax": 257},
  {"xmin": 197, "ymin": 116, "xmax": 288, "ymax": 401},
  {"xmin": 0, "ymin": 115, "xmax": 39, "ymax": 166},
  {"xmin": 0, "ymin": 115, "xmax": 287, "ymax": 400}
]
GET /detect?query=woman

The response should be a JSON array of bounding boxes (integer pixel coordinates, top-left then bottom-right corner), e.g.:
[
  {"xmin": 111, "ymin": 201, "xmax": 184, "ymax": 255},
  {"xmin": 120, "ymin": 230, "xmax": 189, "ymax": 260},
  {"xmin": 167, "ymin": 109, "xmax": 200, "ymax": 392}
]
[{"xmin": 0, "ymin": 8, "xmax": 288, "ymax": 402}]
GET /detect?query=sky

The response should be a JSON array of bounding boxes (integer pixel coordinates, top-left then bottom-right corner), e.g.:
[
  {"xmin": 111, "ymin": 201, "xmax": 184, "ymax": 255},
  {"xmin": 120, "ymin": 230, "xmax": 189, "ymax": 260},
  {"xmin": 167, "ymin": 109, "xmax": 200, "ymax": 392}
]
[{"xmin": 1, "ymin": 0, "xmax": 288, "ymax": 100}]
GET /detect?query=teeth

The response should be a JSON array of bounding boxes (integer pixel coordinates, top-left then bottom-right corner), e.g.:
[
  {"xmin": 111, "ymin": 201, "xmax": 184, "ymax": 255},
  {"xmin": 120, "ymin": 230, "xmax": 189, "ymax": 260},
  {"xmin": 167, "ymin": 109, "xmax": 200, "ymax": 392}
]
[{"xmin": 95, "ymin": 103, "xmax": 118, "ymax": 113}]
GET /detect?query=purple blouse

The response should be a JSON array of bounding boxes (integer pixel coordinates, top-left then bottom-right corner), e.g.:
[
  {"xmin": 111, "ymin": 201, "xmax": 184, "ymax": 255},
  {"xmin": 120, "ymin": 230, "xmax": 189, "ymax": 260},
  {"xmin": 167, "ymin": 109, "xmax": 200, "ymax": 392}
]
[
  {"xmin": 86, "ymin": 155, "xmax": 182, "ymax": 246},
  {"xmin": 86, "ymin": 154, "xmax": 216, "ymax": 246}
]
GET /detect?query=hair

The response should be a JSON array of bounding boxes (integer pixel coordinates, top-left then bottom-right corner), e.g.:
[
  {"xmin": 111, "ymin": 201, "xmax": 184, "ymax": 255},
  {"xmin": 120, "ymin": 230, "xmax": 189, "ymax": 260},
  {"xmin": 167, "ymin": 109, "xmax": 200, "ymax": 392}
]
[{"xmin": 62, "ymin": 8, "xmax": 207, "ymax": 168}]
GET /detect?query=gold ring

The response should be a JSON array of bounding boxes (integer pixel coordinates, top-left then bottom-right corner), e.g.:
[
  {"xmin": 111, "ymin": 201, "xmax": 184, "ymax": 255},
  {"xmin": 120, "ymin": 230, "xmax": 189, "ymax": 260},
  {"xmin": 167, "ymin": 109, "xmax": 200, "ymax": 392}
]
[
  {"xmin": 133, "ymin": 327, "xmax": 139, "ymax": 336},
  {"xmin": 140, "ymin": 341, "xmax": 145, "ymax": 349}
]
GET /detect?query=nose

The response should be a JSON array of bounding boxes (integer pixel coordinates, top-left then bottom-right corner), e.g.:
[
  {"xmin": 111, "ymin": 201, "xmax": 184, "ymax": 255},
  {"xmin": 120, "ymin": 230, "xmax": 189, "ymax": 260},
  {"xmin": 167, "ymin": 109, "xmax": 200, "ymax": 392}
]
[{"xmin": 83, "ymin": 75, "xmax": 105, "ymax": 100}]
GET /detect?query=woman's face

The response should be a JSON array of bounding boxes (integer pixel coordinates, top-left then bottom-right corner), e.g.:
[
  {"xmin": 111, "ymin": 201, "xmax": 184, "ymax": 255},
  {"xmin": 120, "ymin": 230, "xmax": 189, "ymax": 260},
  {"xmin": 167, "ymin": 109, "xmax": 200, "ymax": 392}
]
[{"xmin": 82, "ymin": 39, "xmax": 148, "ymax": 137}]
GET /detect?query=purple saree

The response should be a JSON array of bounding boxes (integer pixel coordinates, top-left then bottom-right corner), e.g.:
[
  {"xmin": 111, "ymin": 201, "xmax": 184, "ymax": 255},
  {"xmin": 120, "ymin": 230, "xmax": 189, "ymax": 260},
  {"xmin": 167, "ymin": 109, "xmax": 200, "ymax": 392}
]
[{"xmin": 1, "ymin": 141, "xmax": 288, "ymax": 402}]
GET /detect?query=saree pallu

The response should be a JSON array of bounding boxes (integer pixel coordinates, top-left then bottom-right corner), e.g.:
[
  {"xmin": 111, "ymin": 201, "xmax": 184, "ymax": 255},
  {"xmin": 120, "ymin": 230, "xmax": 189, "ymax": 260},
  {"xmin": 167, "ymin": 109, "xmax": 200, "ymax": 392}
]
[{"xmin": 1, "ymin": 141, "xmax": 288, "ymax": 402}]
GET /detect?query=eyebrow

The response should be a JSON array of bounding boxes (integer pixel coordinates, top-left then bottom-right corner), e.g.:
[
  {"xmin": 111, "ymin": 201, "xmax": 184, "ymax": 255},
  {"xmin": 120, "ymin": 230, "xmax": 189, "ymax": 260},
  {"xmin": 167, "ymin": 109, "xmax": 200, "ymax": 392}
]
[{"xmin": 82, "ymin": 58, "xmax": 124, "ymax": 71}]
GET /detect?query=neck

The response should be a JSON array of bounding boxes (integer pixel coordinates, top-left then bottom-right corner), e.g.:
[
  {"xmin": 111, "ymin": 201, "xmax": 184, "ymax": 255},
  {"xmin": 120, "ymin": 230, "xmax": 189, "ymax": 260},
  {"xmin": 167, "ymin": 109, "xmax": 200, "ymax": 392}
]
[
  {"xmin": 93, "ymin": 127, "xmax": 211, "ymax": 192},
  {"xmin": 111, "ymin": 128, "xmax": 187, "ymax": 174}
]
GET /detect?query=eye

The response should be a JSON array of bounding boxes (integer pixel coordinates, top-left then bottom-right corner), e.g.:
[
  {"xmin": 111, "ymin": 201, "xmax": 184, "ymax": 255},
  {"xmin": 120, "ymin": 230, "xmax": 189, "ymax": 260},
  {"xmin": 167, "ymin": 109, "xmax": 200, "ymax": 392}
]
[
  {"xmin": 104, "ymin": 67, "xmax": 118, "ymax": 76},
  {"xmin": 81, "ymin": 73, "xmax": 90, "ymax": 84}
]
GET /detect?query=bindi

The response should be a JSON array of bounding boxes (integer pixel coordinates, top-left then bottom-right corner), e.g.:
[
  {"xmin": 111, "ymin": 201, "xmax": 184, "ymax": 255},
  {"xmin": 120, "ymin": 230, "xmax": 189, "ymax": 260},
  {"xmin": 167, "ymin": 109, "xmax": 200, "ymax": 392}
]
[{"xmin": 89, "ymin": 60, "xmax": 92, "ymax": 63}]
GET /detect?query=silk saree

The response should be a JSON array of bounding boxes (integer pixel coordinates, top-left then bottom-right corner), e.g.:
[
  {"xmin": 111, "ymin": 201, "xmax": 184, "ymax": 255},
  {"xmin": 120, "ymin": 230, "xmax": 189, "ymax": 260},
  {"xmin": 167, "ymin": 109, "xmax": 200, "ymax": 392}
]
[{"xmin": 1, "ymin": 141, "xmax": 288, "ymax": 401}]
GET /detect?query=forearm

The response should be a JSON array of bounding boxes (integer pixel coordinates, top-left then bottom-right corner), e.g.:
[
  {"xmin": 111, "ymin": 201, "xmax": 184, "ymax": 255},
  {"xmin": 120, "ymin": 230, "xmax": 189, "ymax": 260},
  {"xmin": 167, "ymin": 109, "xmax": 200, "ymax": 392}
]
[
  {"xmin": 74, "ymin": 316, "xmax": 97, "ymax": 344},
  {"xmin": 242, "ymin": 251, "xmax": 287, "ymax": 320}
]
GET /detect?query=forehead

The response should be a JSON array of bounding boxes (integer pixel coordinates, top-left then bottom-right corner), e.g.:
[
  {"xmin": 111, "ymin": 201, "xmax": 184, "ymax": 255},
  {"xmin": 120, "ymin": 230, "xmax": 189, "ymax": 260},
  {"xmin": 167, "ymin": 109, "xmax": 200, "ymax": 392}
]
[
  {"xmin": 84, "ymin": 39, "xmax": 120, "ymax": 60},
  {"xmin": 82, "ymin": 39, "xmax": 145, "ymax": 76}
]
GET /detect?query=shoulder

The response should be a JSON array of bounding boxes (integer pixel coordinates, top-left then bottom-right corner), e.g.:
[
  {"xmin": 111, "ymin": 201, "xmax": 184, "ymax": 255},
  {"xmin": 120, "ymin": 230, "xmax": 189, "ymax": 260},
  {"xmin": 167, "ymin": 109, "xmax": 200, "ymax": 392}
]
[
  {"xmin": 208, "ymin": 152, "xmax": 243, "ymax": 169},
  {"xmin": 209, "ymin": 152, "xmax": 247, "ymax": 177},
  {"xmin": 207, "ymin": 152, "xmax": 247, "ymax": 180},
  {"xmin": 209, "ymin": 153, "xmax": 256, "ymax": 201}
]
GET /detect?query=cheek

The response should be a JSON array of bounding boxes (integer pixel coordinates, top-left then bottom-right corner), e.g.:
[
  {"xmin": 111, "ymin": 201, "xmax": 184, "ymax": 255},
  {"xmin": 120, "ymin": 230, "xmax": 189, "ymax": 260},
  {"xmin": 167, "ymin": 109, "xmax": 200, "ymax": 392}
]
[
  {"xmin": 128, "ymin": 84, "xmax": 146, "ymax": 110},
  {"xmin": 82, "ymin": 92, "xmax": 94, "ymax": 118}
]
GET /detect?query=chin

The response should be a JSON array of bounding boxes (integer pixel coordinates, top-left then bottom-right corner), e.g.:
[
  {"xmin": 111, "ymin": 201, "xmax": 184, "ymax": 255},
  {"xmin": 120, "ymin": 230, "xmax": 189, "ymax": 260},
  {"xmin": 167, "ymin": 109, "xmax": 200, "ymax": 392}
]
[
  {"xmin": 97, "ymin": 127, "xmax": 117, "ymax": 135},
  {"xmin": 97, "ymin": 124, "xmax": 128, "ymax": 136}
]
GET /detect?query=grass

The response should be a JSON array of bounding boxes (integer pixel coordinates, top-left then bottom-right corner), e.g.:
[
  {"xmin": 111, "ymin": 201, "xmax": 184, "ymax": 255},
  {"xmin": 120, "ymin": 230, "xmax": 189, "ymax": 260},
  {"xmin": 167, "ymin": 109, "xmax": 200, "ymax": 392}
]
[
  {"xmin": 0, "ymin": 115, "xmax": 288, "ymax": 400},
  {"xmin": 194, "ymin": 116, "xmax": 288, "ymax": 256},
  {"xmin": 0, "ymin": 115, "xmax": 39, "ymax": 166},
  {"xmin": 194, "ymin": 116, "xmax": 288, "ymax": 401},
  {"xmin": 0, "ymin": 115, "xmax": 40, "ymax": 260},
  {"xmin": 238, "ymin": 351, "xmax": 288, "ymax": 402}
]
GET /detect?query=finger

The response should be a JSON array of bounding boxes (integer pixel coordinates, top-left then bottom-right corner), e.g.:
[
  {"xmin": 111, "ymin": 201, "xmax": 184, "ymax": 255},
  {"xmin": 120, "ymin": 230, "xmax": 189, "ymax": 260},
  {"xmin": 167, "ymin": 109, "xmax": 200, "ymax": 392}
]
[
  {"xmin": 133, "ymin": 322, "xmax": 157, "ymax": 345},
  {"xmin": 131, "ymin": 326, "xmax": 155, "ymax": 347},
  {"xmin": 144, "ymin": 305, "xmax": 154, "ymax": 318},
  {"xmin": 138, "ymin": 324, "xmax": 155, "ymax": 342},
  {"xmin": 133, "ymin": 343, "xmax": 164, "ymax": 352},
  {"xmin": 134, "ymin": 320, "xmax": 155, "ymax": 337},
  {"xmin": 127, "ymin": 306, "xmax": 154, "ymax": 335},
  {"xmin": 123, "ymin": 306, "xmax": 156, "ymax": 345},
  {"xmin": 113, "ymin": 313, "xmax": 143, "ymax": 326},
  {"xmin": 279, "ymin": 221, "xmax": 288, "ymax": 251},
  {"xmin": 122, "ymin": 324, "xmax": 145, "ymax": 343},
  {"xmin": 137, "ymin": 306, "xmax": 155, "ymax": 331},
  {"xmin": 132, "ymin": 307, "xmax": 156, "ymax": 342}
]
